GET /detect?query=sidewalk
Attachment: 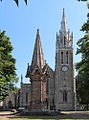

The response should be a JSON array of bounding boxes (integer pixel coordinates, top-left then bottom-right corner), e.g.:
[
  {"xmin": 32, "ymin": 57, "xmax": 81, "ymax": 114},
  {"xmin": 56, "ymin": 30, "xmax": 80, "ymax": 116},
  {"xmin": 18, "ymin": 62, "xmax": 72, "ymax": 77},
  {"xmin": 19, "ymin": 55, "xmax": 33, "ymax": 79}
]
[{"xmin": 0, "ymin": 111, "xmax": 17, "ymax": 118}]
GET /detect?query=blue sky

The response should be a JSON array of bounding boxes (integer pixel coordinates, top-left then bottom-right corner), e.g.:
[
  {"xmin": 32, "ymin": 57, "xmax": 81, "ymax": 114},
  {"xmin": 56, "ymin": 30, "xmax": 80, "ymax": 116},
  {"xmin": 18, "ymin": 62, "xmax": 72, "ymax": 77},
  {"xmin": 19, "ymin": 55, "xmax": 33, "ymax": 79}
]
[{"xmin": 0, "ymin": 0, "xmax": 87, "ymax": 87}]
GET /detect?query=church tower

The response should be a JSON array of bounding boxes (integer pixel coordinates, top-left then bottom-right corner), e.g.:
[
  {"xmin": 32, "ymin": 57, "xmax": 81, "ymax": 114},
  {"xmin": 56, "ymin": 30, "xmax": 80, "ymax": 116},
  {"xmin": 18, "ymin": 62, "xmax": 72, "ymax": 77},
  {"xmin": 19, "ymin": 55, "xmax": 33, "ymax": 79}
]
[{"xmin": 55, "ymin": 9, "xmax": 75, "ymax": 110}]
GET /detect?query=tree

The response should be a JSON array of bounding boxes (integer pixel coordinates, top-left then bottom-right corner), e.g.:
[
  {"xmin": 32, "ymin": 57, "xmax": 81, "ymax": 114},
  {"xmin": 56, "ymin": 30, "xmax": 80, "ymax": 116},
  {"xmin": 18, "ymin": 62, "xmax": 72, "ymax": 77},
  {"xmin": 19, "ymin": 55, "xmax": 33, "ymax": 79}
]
[
  {"xmin": 76, "ymin": 0, "xmax": 89, "ymax": 109},
  {"xmin": 0, "ymin": 0, "xmax": 28, "ymax": 6},
  {"xmin": 0, "ymin": 31, "xmax": 18, "ymax": 101},
  {"xmin": 78, "ymin": 0, "xmax": 88, "ymax": 1}
]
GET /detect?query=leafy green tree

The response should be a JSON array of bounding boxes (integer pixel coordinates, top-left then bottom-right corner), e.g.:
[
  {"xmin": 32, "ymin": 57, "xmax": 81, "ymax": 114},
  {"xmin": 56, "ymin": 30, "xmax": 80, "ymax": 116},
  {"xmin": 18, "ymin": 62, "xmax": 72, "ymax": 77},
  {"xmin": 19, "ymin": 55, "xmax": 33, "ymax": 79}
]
[
  {"xmin": 76, "ymin": 0, "xmax": 89, "ymax": 108},
  {"xmin": 0, "ymin": 0, "xmax": 28, "ymax": 6},
  {"xmin": 0, "ymin": 31, "xmax": 18, "ymax": 100},
  {"xmin": 78, "ymin": 0, "xmax": 88, "ymax": 1}
]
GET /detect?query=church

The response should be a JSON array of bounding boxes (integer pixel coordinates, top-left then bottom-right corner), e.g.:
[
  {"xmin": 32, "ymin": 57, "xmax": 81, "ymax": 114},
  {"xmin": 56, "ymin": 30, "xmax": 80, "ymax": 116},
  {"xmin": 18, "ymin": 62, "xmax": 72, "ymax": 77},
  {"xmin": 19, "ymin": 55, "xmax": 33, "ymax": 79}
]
[
  {"xmin": 25, "ymin": 8, "xmax": 75, "ymax": 111},
  {"xmin": 3, "ymin": 9, "xmax": 75, "ymax": 111}
]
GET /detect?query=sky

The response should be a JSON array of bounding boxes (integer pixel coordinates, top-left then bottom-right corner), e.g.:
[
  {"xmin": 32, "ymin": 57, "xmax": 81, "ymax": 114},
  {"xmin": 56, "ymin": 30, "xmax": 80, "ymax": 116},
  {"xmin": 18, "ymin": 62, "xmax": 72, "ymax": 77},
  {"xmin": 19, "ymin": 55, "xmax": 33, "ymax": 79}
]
[{"xmin": 0, "ymin": 0, "xmax": 88, "ymax": 87}]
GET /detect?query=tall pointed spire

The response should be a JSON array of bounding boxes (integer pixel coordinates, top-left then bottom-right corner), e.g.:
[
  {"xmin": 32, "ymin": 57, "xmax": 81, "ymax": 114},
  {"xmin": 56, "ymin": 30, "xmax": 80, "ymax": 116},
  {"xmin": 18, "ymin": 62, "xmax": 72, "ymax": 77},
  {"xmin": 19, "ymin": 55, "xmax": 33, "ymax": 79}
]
[
  {"xmin": 31, "ymin": 29, "xmax": 45, "ymax": 70},
  {"xmin": 60, "ymin": 8, "xmax": 68, "ymax": 34},
  {"xmin": 56, "ymin": 8, "xmax": 73, "ymax": 48}
]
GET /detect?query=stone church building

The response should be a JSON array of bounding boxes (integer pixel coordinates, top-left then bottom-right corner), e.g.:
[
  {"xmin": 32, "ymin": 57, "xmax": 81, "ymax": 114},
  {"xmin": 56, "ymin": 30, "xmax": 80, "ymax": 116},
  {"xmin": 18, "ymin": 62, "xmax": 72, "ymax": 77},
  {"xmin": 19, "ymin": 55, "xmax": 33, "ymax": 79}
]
[
  {"xmin": 3, "ymin": 9, "xmax": 75, "ymax": 111},
  {"xmin": 25, "ymin": 8, "xmax": 75, "ymax": 111}
]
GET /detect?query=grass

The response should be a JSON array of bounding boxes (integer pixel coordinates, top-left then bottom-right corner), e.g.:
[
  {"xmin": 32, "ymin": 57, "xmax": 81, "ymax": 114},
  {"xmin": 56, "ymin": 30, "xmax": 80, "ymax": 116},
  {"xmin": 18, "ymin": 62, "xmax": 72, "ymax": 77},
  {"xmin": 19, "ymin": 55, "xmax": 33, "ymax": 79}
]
[
  {"xmin": 0, "ymin": 116, "xmax": 58, "ymax": 120},
  {"xmin": 1, "ymin": 111, "xmax": 89, "ymax": 119},
  {"xmin": 0, "ymin": 116, "xmax": 89, "ymax": 120}
]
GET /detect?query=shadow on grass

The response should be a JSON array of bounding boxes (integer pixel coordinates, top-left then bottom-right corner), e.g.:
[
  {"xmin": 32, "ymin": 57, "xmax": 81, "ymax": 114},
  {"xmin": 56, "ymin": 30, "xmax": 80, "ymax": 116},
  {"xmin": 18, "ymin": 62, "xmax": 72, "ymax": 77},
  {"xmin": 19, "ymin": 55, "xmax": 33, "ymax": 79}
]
[
  {"xmin": 8, "ymin": 112, "xmax": 61, "ymax": 119},
  {"xmin": 8, "ymin": 116, "xmax": 59, "ymax": 119},
  {"xmin": 7, "ymin": 112, "xmax": 89, "ymax": 119}
]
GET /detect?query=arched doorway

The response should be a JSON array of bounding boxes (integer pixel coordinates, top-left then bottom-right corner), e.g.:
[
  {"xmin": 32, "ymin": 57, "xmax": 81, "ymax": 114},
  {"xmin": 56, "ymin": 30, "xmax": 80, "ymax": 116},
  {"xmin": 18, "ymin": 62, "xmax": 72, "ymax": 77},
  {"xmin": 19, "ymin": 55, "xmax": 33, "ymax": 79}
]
[
  {"xmin": 43, "ymin": 98, "xmax": 49, "ymax": 110},
  {"xmin": 8, "ymin": 101, "xmax": 13, "ymax": 109}
]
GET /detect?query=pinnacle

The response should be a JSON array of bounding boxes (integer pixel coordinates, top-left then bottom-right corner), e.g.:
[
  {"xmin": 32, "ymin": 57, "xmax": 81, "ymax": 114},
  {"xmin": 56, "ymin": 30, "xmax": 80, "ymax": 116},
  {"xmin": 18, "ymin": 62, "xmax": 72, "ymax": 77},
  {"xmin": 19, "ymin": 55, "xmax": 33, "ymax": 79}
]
[
  {"xmin": 31, "ymin": 29, "xmax": 45, "ymax": 70},
  {"xmin": 60, "ymin": 8, "xmax": 67, "ymax": 33}
]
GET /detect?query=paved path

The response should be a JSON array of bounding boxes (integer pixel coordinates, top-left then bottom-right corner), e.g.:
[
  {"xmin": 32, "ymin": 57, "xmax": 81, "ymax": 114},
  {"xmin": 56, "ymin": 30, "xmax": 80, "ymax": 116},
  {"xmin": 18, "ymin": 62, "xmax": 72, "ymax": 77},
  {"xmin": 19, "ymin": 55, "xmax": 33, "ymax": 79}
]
[
  {"xmin": 60, "ymin": 111, "xmax": 89, "ymax": 119},
  {"xmin": 0, "ymin": 111, "xmax": 18, "ymax": 118}
]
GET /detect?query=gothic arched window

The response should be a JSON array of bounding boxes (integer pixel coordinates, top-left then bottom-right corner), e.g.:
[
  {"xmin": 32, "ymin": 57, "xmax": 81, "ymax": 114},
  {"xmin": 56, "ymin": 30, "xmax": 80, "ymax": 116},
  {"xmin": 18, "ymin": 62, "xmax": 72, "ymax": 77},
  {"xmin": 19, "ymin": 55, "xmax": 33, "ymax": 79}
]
[
  {"xmin": 46, "ymin": 78, "xmax": 49, "ymax": 94},
  {"xmin": 61, "ymin": 52, "xmax": 63, "ymax": 64},
  {"xmin": 64, "ymin": 36, "xmax": 66, "ymax": 46},
  {"xmin": 63, "ymin": 90, "xmax": 67, "ymax": 102},
  {"xmin": 66, "ymin": 51, "xmax": 69, "ymax": 64},
  {"xmin": 26, "ymin": 92, "xmax": 28, "ymax": 102}
]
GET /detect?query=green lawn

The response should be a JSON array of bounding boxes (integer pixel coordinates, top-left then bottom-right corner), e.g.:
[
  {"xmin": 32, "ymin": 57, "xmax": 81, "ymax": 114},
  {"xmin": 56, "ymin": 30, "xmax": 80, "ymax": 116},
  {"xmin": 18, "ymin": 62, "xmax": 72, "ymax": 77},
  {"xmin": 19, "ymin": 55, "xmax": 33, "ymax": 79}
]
[
  {"xmin": 0, "ymin": 115, "xmax": 58, "ymax": 120},
  {"xmin": 1, "ymin": 111, "xmax": 89, "ymax": 119},
  {"xmin": 0, "ymin": 117, "xmax": 89, "ymax": 120}
]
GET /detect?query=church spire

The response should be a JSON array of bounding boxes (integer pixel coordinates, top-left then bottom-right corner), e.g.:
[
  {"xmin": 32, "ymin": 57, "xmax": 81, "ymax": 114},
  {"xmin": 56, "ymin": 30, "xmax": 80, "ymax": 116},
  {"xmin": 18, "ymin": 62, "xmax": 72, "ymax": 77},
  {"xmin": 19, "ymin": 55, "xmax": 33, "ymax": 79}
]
[
  {"xmin": 56, "ymin": 8, "xmax": 73, "ymax": 49},
  {"xmin": 31, "ymin": 29, "xmax": 45, "ymax": 70},
  {"xmin": 60, "ymin": 8, "xmax": 68, "ymax": 34}
]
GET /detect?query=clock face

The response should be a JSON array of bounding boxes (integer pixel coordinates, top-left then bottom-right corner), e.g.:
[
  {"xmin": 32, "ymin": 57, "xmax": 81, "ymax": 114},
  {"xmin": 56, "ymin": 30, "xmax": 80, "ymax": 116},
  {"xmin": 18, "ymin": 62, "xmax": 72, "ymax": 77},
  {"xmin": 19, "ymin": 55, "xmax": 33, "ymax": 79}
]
[{"xmin": 62, "ymin": 66, "xmax": 68, "ymax": 72}]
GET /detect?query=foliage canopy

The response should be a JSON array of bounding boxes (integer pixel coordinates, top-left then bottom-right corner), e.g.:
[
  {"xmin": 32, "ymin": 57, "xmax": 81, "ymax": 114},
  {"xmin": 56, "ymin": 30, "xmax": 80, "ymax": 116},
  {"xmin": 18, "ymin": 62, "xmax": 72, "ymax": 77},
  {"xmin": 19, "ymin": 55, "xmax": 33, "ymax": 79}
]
[
  {"xmin": 0, "ymin": 0, "xmax": 28, "ymax": 6},
  {"xmin": 0, "ymin": 31, "xmax": 18, "ymax": 100},
  {"xmin": 76, "ymin": 0, "xmax": 89, "ymax": 106}
]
